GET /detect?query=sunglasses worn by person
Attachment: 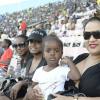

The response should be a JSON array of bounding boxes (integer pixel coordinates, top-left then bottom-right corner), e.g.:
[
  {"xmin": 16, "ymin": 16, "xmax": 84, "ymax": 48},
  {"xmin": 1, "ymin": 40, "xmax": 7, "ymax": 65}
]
[
  {"xmin": 12, "ymin": 42, "xmax": 27, "ymax": 48},
  {"xmin": 83, "ymin": 31, "xmax": 100, "ymax": 40}
]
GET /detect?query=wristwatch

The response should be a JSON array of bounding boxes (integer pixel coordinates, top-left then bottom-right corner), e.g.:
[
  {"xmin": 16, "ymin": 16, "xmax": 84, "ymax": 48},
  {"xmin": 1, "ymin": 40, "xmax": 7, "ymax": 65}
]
[{"xmin": 73, "ymin": 95, "xmax": 78, "ymax": 100}]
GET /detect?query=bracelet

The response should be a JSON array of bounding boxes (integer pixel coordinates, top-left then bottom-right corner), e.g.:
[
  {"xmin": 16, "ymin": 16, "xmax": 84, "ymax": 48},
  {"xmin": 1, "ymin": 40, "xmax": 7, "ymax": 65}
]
[{"xmin": 73, "ymin": 94, "xmax": 79, "ymax": 100}]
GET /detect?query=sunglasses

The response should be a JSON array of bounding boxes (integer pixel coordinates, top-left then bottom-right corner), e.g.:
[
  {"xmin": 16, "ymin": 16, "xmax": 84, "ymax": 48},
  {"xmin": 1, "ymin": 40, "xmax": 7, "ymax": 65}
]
[
  {"xmin": 12, "ymin": 42, "xmax": 27, "ymax": 48},
  {"xmin": 83, "ymin": 31, "xmax": 100, "ymax": 40}
]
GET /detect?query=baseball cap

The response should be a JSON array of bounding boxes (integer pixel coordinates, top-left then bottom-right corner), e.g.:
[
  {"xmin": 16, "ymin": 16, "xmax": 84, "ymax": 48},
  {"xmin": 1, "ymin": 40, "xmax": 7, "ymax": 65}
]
[{"xmin": 27, "ymin": 29, "xmax": 47, "ymax": 42}]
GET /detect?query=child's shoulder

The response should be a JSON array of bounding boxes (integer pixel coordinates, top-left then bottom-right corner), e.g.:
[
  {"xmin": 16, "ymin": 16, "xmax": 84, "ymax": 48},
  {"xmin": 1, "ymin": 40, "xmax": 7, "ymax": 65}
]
[
  {"xmin": 55, "ymin": 65, "xmax": 70, "ymax": 74},
  {"xmin": 35, "ymin": 66, "xmax": 44, "ymax": 72},
  {"xmin": 57, "ymin": 65, "xmax": 69, "ymax": 70}
]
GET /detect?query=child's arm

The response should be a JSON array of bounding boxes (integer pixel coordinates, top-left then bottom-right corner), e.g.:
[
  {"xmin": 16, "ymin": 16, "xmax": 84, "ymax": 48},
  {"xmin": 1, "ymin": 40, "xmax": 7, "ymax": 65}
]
[{"xmin": 61, "ymin": 56, "xmax": 81, "ymax": 81}]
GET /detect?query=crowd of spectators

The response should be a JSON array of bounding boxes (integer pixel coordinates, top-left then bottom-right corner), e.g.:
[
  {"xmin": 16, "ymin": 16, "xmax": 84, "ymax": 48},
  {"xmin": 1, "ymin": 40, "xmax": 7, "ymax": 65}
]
[
  {"xmin": 0, "ymin": 0, "xmax": 98, "ymax": 38},
  {"xmin": 0, "ymin": 1, "xmax": 64, "ymax": 38}
]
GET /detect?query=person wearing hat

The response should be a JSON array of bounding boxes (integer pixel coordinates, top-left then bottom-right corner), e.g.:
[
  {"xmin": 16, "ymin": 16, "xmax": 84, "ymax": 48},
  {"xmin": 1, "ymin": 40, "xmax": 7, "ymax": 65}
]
[{"xmin": 9, "ymin": 29, "xmax": 47, "ymax": 100}]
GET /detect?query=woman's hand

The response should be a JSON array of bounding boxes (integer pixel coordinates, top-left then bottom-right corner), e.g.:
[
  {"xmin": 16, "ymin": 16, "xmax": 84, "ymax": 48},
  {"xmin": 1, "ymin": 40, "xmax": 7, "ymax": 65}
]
[
  {"xmin": 10, "ymin": 81, "xmax": 25, "ymax": 100},
  {"xmin": 23, "ymin": 87, "xmax": 35, "ymax": 100},
  {"xmin": 52, "ymin": 94, "xmax": 73, "ymax": 100},
  {"xmin": 34, "ymin": 85, "xmax": 44, "ymax": 100},
  {"xmin": 23, "ymin": 85, "xmax": 44, "ymax": 100}
]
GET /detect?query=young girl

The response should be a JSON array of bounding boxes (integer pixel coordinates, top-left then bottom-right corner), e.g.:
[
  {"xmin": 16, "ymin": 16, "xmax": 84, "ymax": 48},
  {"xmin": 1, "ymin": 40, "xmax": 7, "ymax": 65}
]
[{"xmin": 32, "ymin": 35, "xmax": 80, "ymax": 100}]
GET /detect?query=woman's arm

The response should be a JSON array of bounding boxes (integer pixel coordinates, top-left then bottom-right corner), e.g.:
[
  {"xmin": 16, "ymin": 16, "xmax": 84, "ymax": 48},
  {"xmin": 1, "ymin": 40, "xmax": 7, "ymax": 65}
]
[
  {"xmin": 10, "ymin": 80, "xmax": 28, "ymax": 100},
  {"xmin": 52, "ymin": 94, "xmax": 100, "ymax": 100},
  {"xmin": 32, "ymin": 81, "xmax": 38, "ymax": 88}
]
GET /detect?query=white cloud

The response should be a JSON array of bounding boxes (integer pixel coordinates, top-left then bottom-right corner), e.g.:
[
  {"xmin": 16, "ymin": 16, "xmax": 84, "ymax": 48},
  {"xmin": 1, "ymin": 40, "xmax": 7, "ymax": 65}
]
[{"xmin": 0, "ymin": 0, "xmax": 27, "ymax": 6}]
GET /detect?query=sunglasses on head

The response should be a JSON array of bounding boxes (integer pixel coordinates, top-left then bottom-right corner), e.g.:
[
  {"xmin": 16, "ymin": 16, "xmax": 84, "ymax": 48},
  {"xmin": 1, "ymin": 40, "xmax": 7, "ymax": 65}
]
[
  {"xmin": 12, "ymin": 42, "xmax": 27, "ymax": 48},
  {"xmin": 83, "ymin": 31, "xmax": 100, "ymax": 40}
]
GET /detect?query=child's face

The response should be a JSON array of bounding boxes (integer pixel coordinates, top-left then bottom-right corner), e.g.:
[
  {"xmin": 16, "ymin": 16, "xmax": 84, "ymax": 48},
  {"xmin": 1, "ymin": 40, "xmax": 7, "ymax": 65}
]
[{"xmin": 43, "ymin": 40, "xmax": 63, "ymax": 66}]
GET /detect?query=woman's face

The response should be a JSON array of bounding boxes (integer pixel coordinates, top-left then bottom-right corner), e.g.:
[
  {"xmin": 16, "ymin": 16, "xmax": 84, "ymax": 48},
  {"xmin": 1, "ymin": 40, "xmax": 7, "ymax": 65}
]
[
  {"xmin": 84, "ymin": 21, "xmax": 100, "ymax": 55},
  {"xmin": 13, "ymin": 37, "xmax": 29, "ymax": 56},
  {"xmin": 28, "ymin": 40, "xmax": 42, "ymax": 54}
]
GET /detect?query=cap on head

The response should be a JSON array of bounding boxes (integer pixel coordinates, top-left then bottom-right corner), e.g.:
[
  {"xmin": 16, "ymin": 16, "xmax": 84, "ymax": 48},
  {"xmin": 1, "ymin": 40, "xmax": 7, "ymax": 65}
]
[{"xmin": 28, "ymin": 29, "xmax": 47, "ymax": 42}]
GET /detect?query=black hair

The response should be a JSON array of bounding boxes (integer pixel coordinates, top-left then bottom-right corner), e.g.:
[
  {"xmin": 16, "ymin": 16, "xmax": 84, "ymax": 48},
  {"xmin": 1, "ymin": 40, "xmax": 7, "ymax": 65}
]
[
  {"xmin": 16, "ymin": 35, "xmax": 28, "ymax": 42},
  {"xmin": 42, "ymin": 34, "xmax": 63, "ymax": 52},
  {"xmin": 83, "ymin": 17, "xmax": 100, "ymax": 31},
  {"xmin": 4, "ymin": 39, "xmax": 12, "ymax": 47}
]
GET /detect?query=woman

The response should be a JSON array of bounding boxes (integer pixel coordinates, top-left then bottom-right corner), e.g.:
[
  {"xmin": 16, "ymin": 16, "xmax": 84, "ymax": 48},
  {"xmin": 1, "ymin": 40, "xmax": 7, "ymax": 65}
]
[
  {"xmin": 25, "ymin": 30, "xmax": 47, "ymax": 79},
  {"xmin": 25, "ymin": 17, "xmax": 100, "ymax": 100},
  {"xmin": 52, "ymin": 16, "xmax": 100, "ymax": 100},
  {"xmin": 8, "ymin": 35, "xmax": 32, "ymax": 77}
]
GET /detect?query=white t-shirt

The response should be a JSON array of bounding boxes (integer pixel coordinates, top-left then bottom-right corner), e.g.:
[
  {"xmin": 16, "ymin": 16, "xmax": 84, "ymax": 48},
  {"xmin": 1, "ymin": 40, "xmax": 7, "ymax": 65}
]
[{"xmin": 32, "ymin": 65, "xmax": 70, "ymax": 100}]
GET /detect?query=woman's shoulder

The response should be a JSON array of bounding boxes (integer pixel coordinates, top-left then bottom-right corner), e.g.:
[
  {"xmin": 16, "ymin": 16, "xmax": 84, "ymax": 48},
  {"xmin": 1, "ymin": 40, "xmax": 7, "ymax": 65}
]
[
  {"xmin": 39, "ymin": 57, "xmax": 47, "ymax": 67},
  {"xmin": 73, "ymin": 53, "xmax": 89, "ymax": 64}
]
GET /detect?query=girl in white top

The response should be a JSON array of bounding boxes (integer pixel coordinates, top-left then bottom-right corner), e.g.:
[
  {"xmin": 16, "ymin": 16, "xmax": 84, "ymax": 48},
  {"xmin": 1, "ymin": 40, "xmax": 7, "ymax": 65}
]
[{"xmin": 32, "ymin": 35, "xmax": 80, "ymax": 100}]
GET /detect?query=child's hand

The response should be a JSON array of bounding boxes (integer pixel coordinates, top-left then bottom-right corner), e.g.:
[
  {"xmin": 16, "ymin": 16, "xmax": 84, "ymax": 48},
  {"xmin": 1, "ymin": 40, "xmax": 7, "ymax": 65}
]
[{"xmin": 60, "ymin": 56, "xmax": 72, "ymax": 66}]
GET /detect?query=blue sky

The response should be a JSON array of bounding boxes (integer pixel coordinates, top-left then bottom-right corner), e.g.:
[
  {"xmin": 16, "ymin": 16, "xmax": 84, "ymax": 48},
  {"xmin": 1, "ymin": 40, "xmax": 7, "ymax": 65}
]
[{"xmin": 0, "ymin": 0, "xmax": 63, "ymax": 14}]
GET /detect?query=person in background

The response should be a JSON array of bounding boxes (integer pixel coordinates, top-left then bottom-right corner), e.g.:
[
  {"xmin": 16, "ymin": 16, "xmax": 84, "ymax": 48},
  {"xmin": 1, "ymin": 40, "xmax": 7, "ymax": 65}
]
[
  {"xmin": 18, "ymin": 19, "xmax": 27, "ymax": 36},
  {"xmin": 44, "ymin": 23, "xmax": 52, "ymax": 35},
  {"xmin": 0, "ymin": 39, "xmax": 4, "ymax": 58},
  {"xmin": 0, "ymin": 39, "xmax": 13, "ymax": 70},
  {"xmin": 35, "ymin": 23, "xmax": 47, "ymax": 36}
]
